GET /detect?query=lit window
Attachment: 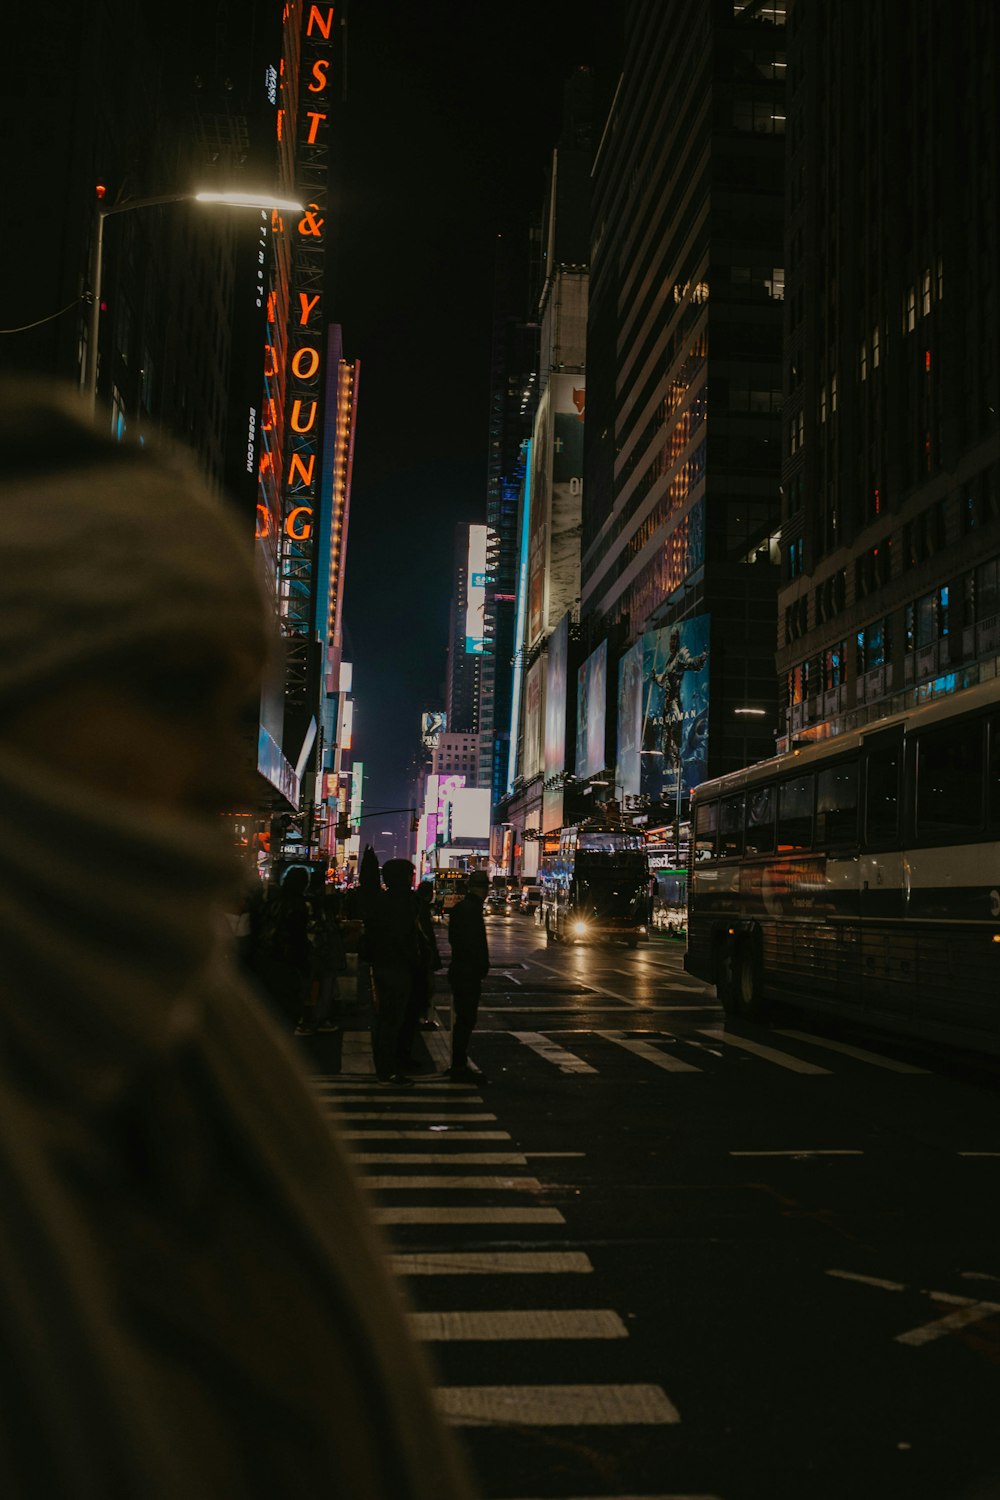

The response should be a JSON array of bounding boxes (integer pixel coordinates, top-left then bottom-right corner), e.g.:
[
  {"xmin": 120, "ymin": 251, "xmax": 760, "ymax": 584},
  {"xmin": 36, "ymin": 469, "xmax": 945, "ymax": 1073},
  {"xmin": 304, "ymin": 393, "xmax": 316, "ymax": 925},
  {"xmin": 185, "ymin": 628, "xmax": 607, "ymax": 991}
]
[
  {"xmin": 860, "ymin": 340, "xmax": 867, "ymax": 382},
  {"xmin": 872, "ymin": 326, "xmax": 880, "ymax": 368},
  {"xmin": 830, "ymin": 373, "xmax": 838, "ymax": 412},
  {"xmin": 905, "ymin": 287, "xmax": 916, "ymax": 333},
  {"xmin": 922, "ymin": 269, "xmax": 931, "ymax": 317}
]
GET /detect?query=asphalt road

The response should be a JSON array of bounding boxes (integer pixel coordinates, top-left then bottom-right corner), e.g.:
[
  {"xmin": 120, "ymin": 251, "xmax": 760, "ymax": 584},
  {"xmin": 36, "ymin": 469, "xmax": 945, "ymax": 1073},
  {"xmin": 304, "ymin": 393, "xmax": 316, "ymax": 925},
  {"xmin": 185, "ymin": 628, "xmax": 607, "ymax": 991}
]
[{"xmin": 301, "ymin": 916, "xmax": 1000, "ymax": 1500}]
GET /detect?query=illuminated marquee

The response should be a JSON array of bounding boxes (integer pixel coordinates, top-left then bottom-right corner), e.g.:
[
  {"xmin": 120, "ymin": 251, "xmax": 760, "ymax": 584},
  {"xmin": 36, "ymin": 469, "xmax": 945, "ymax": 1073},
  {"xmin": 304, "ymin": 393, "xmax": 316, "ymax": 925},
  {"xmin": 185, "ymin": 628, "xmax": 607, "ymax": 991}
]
[{"xmin": 281, "ymin": 3, "xmax": 336, "ymax": 699}]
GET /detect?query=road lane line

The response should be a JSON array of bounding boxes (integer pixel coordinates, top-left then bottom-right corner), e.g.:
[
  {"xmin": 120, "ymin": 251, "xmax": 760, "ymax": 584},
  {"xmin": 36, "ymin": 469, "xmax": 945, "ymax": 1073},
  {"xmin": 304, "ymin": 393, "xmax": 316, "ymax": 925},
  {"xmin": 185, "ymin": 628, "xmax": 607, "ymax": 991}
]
[
  {"xmin": 312, "ymin": 1082, "xmax": 477, "ymax": 1092},
  {"xmin": 390, "ymin": 1251, "xmax": 594, "ymax": 1276},
  {"xmin": 317, "ymin": 1094, "xmax": 483, "ymax": 1105},
  {"xmin": 362, "ymin": 1175, "xmax": 541, "ymax": 1190},
  {"xmin": 408, "ymin": 1309, "xmax": 628, "ymax": 1341},
  {"xmin": 957, "ymin": 1151, "xmax": 1000, "ymax": 1157},
  {"xmin": 699, "ymin": 1028, "xmax": 832, "ymax": 1074},
  {"xmin": 331, "ymin": 1112, "xmax": 497, "ymax": 1122},
  {"xmin": 339, "ymin": 1130, "xmax": 511, "ymax": 1140},
  {"xmin": 826, "ymin": 1269, "xmax": 907, "ymax": 1292},
  {"xmin": 511, "ymin": 1032, "xmax": 598, "ymax": 1073},
  {"xmin": 896, "ymin": 1301, "xmax": 1000, "ymax": 1346},
  {"xmin": 772, "ymin": 1029, "xmax": 930, "ymax": 1073},
  {"xmin": 435, "ymin": 1383, "xmax": 680, "ymax": 1426},
  {"xmin": 523, "ymin": 1151, "xmax": 586, "ymax": 1158},
  {"xmin": 373, "ymin": 1207, "xmax": 565, "ymax": 1226},
  {"xmin": 352, "ymin": 1152, "xmax": 528, "ymax": 1165},
  {"xmin": 595, "ymin": 1030, "xmax": 701, "ymax": 1074}
]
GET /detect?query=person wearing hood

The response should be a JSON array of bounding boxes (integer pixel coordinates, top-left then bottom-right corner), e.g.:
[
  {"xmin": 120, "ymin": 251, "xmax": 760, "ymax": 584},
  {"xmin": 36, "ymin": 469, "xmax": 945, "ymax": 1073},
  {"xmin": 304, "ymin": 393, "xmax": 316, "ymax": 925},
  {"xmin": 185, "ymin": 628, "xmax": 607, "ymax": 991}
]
[
  {"xmin": 361, "ymin": 858, "xmax": 422, "ymax": 1087},
  {"xmin": 0, "ymin": 383, "xmax": 473, "ymax": 1500}
]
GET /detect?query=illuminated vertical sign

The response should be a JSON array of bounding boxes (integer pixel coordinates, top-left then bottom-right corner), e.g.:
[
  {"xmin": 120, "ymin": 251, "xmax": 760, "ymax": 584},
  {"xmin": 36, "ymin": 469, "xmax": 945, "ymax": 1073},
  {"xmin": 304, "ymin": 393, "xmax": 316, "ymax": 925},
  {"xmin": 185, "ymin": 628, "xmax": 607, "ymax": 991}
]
[
  {"xmin": 350, "ymin": 760, "xmax": 364, "ymax": 830},
  {"xmin": 465, "ymin": 523, "xmax": 488, "ymax": 654}
]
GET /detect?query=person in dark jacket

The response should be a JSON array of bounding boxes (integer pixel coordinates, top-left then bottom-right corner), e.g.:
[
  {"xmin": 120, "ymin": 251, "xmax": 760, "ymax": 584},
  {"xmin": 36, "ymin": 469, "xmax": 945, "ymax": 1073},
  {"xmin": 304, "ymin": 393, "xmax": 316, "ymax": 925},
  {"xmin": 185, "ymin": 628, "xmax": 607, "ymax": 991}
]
[
  {"xmin": 362, "ymin": 859, "xmax": 422, "ymax": 1087},
  {"xmin": 446, "ymin": 870, "xmax": 491, "ymax": 1082}
]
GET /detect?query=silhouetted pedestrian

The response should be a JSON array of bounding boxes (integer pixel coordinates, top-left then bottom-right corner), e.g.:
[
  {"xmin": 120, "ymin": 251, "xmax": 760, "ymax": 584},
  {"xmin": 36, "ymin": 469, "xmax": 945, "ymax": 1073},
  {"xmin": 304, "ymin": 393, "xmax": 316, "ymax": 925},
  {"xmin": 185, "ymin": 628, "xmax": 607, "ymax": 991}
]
[
  {"xmin": 447, "ymin": 870, "xmax": 491, "ymax": 1082},
  {"xmin": 361, "ymin": 859, "xmax": 422, "ymax": 1087}
]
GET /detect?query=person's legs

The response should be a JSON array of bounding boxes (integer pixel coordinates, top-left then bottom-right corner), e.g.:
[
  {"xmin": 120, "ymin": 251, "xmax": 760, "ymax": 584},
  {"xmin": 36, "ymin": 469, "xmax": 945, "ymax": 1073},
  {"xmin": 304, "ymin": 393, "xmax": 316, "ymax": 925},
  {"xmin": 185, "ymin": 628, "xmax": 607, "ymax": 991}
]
[
  {"xmin": 449, "ymin": 975, "xmax": 482, "ymax": 1070},
  {"xmin": 371, "ymin": 968, "xmax": 410, "ymax": 1080}
]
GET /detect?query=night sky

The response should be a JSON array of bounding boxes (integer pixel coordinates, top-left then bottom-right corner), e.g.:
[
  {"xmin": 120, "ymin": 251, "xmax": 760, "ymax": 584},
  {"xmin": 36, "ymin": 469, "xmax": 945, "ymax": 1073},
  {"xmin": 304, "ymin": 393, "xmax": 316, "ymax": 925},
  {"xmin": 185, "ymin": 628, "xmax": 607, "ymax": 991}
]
[{"xmin": 336, "ymin": 0, "xmax": 616, "ymax": 850}]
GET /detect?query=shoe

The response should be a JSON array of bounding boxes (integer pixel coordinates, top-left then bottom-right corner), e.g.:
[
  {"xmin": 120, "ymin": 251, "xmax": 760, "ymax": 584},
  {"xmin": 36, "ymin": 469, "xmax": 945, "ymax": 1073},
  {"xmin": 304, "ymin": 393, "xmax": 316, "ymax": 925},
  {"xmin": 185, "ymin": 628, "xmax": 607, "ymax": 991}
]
[
  {"xmin": 376, "ymin": 1074, "xmax": 415, "ymax": 1089},
  {"xmin": 418, "ymin": 1018, "xmax": 440, "ymax": 1030},
  {"xmin": 446, "ymin": 1064, "xmax": 482, "ymax": 1084},
  {"xmin": 294, "ymin": 1023, "xmax": 318, "ymax": 1037},
  {"xmin": 315, "ymin": 1020, "xmax": 341, "ymax": 1033}
]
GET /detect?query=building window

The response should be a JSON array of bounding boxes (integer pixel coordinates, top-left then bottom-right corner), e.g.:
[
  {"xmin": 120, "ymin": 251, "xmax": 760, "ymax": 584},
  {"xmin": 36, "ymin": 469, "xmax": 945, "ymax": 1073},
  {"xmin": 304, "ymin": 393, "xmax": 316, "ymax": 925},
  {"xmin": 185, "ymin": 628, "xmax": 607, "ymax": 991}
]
[
  {"xmin": 860, "ymin": 340, "xmax": 867, "ymax": 383},
  {"xmin": 922, "ymin": 269, "xmax": 932, "ymax": 317},
  {"xmin": 872, "ymin": 325, "xmax": 880, "ymax": 369},
  {"xmin": 830, "ymin": 373, "xmax": 837, "ymax": 412},
  {"xmin": 976, "ymin": 557, "xmax": 1000, "ymax": 622},
  {"xmin": 904, "ymin": 286, "xmax": 916, "ymax": 333}
]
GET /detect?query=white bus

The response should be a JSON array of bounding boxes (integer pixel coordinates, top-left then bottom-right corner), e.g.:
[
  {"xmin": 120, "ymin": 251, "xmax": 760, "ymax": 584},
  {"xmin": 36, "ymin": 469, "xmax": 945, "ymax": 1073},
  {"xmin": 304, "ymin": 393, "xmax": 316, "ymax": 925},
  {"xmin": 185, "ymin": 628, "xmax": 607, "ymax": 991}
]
[{"xmin": 685, "ymin": 677, "xmax": 1000, "ymax": 1054}]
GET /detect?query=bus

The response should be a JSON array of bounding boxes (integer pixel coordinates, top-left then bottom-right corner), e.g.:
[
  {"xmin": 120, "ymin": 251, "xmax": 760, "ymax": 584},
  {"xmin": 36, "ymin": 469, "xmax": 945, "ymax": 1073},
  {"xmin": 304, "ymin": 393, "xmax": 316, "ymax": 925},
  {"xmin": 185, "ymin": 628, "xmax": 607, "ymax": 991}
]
[
  {"xmin": 540, "ymin": 824, "xmax": 651, "ymax": 947},
  {"xmin": 684, "ymin": 677, "xmax": 1000, "ymax": 1054},
  {"xmin": 432, "ymin": 868, "xmax": 466, "ymax": 917}
]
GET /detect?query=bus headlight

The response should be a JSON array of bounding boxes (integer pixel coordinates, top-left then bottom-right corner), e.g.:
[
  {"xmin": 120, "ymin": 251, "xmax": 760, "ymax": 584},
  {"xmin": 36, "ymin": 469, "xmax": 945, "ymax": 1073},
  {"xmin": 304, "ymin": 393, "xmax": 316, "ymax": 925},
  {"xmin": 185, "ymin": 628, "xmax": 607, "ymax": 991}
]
[{"xmin": 573, "ymin": 920, "xmax": 588, "ymax": 937}]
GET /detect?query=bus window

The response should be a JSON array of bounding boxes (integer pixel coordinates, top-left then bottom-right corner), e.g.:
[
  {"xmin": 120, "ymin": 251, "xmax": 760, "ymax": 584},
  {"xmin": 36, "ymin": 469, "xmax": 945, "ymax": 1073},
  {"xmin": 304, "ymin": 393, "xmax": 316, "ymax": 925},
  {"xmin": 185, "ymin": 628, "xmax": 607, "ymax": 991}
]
[
  {"xmin": 777, "ymin": 774, "xmax": 814, "ymax": 851},
  {"xmin": 815, "ymin": 760, "xmax": 859, "ymax": 846},
  {"xmin": 864, "ymin": 736, "xmax": 901, "ymax": 845},
  {"xmin": 694, "ymin": 799, "xmax": 718, "ymax": 860},
  {"xmin": 915, "ymin": 723, "xmax": 985, "ymax": 840},
  {"xmin": 745, "ymin": 783, "xmax": 775, "ymax": 855},
  {"xmin": 719, "ymin": 793, "xmax": 745, "ymax": 857}
]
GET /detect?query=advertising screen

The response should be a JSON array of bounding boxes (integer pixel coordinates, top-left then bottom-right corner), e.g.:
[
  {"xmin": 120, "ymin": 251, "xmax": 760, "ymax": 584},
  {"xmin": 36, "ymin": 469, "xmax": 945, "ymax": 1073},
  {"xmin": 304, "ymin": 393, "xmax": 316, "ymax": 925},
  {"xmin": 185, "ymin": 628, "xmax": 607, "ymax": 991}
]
[
  {"xmin": 618, "ymin": 615, "xmax": 710, "ymax": 804},
  {"xmin": 527, "ymin": 377, "xmax": 585, "ymax": 651},
  {"xmin": 465, "ymin": 524, "xmax": 488, "ymax": 654},
  {"xmin": 544, "ymin": 612, "xmax": 569, "ymax": 778},
  {"xmin": 421, "ymin": 710, "xmax": 447, "ymax": 748},
  {"xmin": 575, "ymin": 638, "xmax": 608, "ymax": 780},
  {"xmin": 522, "ymin": 658, "xmax": 545, "ymax": 781}
]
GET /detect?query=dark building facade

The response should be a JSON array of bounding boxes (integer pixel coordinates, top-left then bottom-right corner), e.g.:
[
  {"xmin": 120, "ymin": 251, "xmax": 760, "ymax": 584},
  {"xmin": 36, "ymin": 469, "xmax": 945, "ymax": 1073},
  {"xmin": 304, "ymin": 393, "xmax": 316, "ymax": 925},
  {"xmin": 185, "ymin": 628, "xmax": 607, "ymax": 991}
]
[
  {"xmin": 777, "ymin": 0, "xmax": 1000, "ymax": 747},
  {"xmin": 582, "ymin": 0, "xmax": 787, "ymax": 810}
]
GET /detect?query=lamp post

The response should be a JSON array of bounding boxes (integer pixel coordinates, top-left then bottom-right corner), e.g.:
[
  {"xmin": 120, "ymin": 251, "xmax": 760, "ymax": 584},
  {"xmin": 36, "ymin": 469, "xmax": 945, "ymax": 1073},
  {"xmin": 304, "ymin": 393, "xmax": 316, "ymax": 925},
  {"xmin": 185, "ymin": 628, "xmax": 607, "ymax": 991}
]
[{"xmin": 86, "ymin": 187, "xmax": 303, "ymax": 414}]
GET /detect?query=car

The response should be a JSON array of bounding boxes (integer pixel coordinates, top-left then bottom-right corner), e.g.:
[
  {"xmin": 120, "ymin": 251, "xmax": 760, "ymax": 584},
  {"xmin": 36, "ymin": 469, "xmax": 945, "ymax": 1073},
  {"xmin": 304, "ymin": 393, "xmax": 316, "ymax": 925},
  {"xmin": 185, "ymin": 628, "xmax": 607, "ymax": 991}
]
[
  {"xmin": 486, "ymin": 892, "xmax": 512, "ymax": 917},
  {"xmin": 519, "ymin": 887, "xmax": 542, "ymax": 917}
]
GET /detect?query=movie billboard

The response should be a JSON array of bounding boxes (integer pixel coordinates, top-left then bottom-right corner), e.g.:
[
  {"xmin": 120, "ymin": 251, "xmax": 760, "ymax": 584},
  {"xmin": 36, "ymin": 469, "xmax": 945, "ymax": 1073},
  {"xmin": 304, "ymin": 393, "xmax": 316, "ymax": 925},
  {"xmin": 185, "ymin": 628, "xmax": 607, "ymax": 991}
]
[
  {"xmin": 575, "ymin": 638, "xmax": 608, "ymax": 780},
  {"xmin": 522, "ymin": 658, "xmax": 545, "ymax": 781},
  {"xmin": 465, "ymin": 524, "xmax": 488, "ymax": 654},
  {"xmin": 421, "ymin": 710, "xmax": 446, "ymax": 748},
  {"xmin": 617, "ymin": 615, "xmax": 710, "ymax": 804},
  {"xmin": 527, "ymin": 376, "xmax": 585, "ymax": 650},
  {"xmin": 544, "ymin": 612, "xmax": 569, "ymax": 779}
]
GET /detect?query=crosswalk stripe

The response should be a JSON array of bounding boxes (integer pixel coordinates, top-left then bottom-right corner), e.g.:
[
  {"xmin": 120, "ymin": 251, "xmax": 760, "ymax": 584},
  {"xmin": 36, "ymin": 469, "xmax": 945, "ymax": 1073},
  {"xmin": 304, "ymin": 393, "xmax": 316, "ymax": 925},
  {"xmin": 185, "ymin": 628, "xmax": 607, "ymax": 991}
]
[
  {"xmin": 339, "ymin": 1130, "xmax": 511, "ymax": 1140},
  {"xmin": 509, "ymin": 1494, "xmax": 719, "ymax": 1499},
  {"xmin": 510, "ymin": 1032, "xmax": 597, "ymax": 1073},
  {"xmin": 363, "ymin": 1175, "xmax": 541, "ymax": 1190},
  {"xmin": 311, "ymin": 1081, "xmax": 477, "ymax": 1092},
  {"xmin": 435, "ymin": 1383, "xmax": 680, "ymax": 1426},
  {"xmin": 699, "ymin": 1028, "xmax": 831, "ymax": 1074},
  {"xmin": 772, "ymin": 1028, "xmax": 931, "ymax": 1074},
  {"xmin": 408, "ymin": 1309, "xmax": 627, "ymax": 1341},
  {"xmin": 390, "ymin": 1251, "xmax": 594, "ymax": 1276},
  {"xmin": 595, "ymin": 1030, "xmax": 701, "ymax": 1074},
  {"xmin": 373, "ymin": 1207, "xmax": 565, "ymax": 1225},
  {"xmin": 330, "ymin": 1112, "xmax": 498, "ymax": 1122},
  {"xmin": 316, "ymin": 1094, "xmax": 483, "ymax": 1105},
  {"xmin": 353, "ymin": 1152, "xmax": 528, "ymax": 1165}
]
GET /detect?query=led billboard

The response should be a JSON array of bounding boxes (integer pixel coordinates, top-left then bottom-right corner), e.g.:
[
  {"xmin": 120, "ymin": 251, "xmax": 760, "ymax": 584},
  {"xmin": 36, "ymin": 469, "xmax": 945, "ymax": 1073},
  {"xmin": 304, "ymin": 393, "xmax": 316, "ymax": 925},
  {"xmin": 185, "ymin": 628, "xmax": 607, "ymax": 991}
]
[
  {"xmin": 527, "ymin": 375, "xmax": 585, "ymax": 651},
  {"xmin": 617, "ymin": 615, "xmax": 710, "ymax": 804},
  {"xmin": 465, "ymin": 524, "xmax": 488, "ymax": 654},
  {"xmin": 421, "ymin": 710, "xmax": 447, "ymax": 748},
  {"xmin": 544, "ymin": 612, "xmax": 569, "ymax": 778},
  {"xmin": 575, "ymin": 638, "xmax": 608, "ymax": 780},
  {"xmin": 522, "ymin": 658, "xmax": 545, "ymax": 781}
]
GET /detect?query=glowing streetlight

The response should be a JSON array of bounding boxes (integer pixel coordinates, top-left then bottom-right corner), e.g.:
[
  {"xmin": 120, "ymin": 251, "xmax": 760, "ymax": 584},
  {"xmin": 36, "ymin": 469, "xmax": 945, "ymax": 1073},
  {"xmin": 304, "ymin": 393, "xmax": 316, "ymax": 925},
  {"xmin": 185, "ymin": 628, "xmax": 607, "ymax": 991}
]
[{"xmin": 86, "ymin": 187, "xmax": 304, "ymax": 413}]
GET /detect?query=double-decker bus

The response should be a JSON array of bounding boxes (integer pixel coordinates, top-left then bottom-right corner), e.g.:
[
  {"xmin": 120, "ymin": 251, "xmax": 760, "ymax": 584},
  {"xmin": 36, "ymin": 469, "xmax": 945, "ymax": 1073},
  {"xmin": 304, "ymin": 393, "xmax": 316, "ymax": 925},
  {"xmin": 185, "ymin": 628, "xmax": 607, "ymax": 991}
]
[
  {"xmin": 685, "ymin": 678, "xmax": 1000, "ymax": 1054},
  {"xmin": 540, "ymin": 824, "xmax": 650, "ymax": 947}
]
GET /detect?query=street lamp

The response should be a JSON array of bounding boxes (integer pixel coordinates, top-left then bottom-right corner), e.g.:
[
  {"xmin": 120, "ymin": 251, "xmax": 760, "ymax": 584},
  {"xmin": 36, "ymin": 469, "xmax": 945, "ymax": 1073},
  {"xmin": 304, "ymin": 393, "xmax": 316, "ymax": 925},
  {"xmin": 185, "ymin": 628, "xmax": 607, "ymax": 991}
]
[{"xmin": 86, "ymin": 187, "xmax": 304, "ymax": 413}]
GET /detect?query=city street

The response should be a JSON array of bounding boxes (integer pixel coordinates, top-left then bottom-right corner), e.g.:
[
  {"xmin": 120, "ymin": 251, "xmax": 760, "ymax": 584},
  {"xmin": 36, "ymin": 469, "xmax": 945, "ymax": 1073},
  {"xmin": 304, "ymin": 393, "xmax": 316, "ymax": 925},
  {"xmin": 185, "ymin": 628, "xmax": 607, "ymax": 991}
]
[{"xmin": 303, "ymin": 918, "xmax": 1000, "ymax": 1500}]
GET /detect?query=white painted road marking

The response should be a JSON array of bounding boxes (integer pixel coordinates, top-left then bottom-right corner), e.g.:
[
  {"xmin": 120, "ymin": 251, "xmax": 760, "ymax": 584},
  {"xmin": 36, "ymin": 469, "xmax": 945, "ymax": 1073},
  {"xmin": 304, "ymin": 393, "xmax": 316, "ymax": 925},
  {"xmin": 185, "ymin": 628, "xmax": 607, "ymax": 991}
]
[
  {"xmin": 353, "ymin": 1152, "xmax": 528, "ymax": 1165},
  {"xmin": 772, "ymin": 1028, "xmax": 930, "ymax": 1074},
  {"xmin": 331, "ymin": 1112, "xmax": 498, "ymax": 1122},
  {"xmin": 373, "ymin": 1206, "xmax": 566, "ymax": 1226},
  {"xmin": 896, "ymin": 1300, "xmax": 1000, "ymax": 1346},
  {"xmin": 363, "ymin": 1174, "xmax": 541, "ymax": 1190},
  {"xmin": 511, "ymin": 1032, "xmax": 597, "ymax": 1073},
  {"xmin": 826, "ymin": 1269, "xmax": 907, "ymax": 1292},
  {"xmin": 409, "ymin": 1309, "xmax": 627, "ymax": 1341},
  {"xmin": 435, "ymin": 1383, "xmax": 680, "ymax": 1426},
  {"xmin": 596, "ymin": 1030, "xmax": 701, "ymax": 1074},
  {"xmin": 339, "ymin": 1129, "xmax": 511, "ymax": 1141},
  {"xmin": 699, "ymin": 1028, "xmax": 832, "ymax": 1074},
  {"xmin": 390, "ymin": 1251, "xmax": 594, "ymax": 1276},
  {"xmin": 732, "ymin": 1149, "xmax": 863, "ymax": 1158}
]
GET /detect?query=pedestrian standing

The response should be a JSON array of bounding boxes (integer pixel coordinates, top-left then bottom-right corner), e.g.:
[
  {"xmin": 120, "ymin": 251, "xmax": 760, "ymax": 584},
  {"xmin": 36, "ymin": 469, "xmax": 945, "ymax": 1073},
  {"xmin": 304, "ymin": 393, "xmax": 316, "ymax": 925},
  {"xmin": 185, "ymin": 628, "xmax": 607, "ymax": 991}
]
[
  {"xmin": 446, "ymin": 870, "xmax": 491, "ymax": 1082},
  {"xmin": 361, "ymin": 859, "xmax": 422, "ymax": 1087}
]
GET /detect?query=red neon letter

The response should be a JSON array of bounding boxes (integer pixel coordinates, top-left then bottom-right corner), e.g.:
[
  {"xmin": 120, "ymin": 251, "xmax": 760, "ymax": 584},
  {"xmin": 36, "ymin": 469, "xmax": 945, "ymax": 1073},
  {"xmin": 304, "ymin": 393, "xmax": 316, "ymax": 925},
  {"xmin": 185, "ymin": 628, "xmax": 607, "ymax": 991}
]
[
  {"xmin": 261, "ymin": 398, "xmax": 277, "ymax": 432},
  {"xmin": 290, "ymin": 399, "xmax": 318, "ymax": 433},
  {"xmin": 305, "ymin": 111, "xmax": 326, "ymax": 144},
  {"xmin": 291, "ymin": 346, "xmax": 320, "ymax": 380},
  {"xmin": 263, "ymin": 344, "xmax": 277, "ymax": 378},
  {"xmin": 288, "ymin": 453, "xmax": 316, "ymax": 488},
  {"xmin": 306, "ymin": 5, "xmax": 334, "ymax": 39},
  {"xmin": 308, "ymin": 58, "xmax": 330, "ymax": 92},
  {"xmin": 285, "ymin": 505, "xmax": 314, "ymax": 540},
  {"xmin": 255, "ymin": 503, "xmax": 272, "ymax": 539},
  {"xmin": 298, "ymin": 291, "xmax": 321, "ymax": 326}
]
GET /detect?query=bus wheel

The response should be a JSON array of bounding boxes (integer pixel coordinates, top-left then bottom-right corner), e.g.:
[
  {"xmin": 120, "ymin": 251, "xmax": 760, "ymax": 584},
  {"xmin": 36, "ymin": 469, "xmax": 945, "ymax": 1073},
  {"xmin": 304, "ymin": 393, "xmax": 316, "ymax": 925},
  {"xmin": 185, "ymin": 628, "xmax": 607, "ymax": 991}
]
[
  {"xmin": 716, "ymin": 941, "xmax": 739, "ymax": 1015},
  {"xmin": 734, "ymin": 939, "xmax": 769, "ymax": 1023}
]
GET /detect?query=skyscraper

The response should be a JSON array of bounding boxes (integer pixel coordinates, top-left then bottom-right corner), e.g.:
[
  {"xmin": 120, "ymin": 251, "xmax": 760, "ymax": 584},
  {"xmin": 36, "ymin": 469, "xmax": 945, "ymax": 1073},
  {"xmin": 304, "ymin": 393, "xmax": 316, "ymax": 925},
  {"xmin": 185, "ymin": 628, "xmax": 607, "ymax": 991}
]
[
  {"xmin": 777, "ymin": 0, "xmax": 1000, "ymax": 746},
  {"xmin": 582, "ymin": 0, "xmax": 787, "ymax": 808}
]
